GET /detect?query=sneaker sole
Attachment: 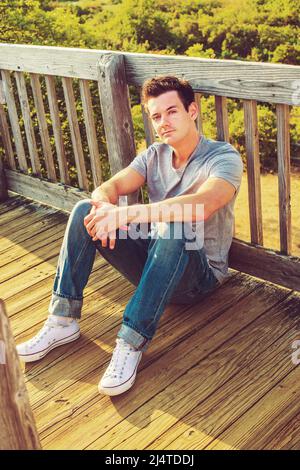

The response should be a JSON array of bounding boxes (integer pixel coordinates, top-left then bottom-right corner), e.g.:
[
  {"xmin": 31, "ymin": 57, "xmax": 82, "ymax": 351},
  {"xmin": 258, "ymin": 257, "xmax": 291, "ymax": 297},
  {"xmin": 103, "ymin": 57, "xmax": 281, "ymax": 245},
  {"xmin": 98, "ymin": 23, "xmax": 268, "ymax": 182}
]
[
  {"xmin": 18, "ymin": 330, "xmax": 81, "ymax": 362},
  {"xmin": 98, "ymin": 353, "xmax": 142, "ymax": 396}
]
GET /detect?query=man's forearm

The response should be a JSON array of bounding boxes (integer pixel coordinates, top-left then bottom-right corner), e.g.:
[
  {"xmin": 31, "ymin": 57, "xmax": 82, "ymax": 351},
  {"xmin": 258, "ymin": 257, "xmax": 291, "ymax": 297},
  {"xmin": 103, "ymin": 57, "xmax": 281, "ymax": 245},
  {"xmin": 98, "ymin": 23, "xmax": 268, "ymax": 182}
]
[{"xmin": 91, "ymin": 181, "xmax": 119, "ymax": 205}]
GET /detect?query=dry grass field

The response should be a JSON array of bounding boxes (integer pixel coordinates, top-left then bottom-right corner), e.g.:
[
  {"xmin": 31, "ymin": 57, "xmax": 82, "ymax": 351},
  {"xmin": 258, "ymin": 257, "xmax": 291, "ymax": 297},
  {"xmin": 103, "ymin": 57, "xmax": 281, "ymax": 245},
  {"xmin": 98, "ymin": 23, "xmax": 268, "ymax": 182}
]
[{"xmin": 234, "ymin": 171, "xmax": 300, "ymax": 257}]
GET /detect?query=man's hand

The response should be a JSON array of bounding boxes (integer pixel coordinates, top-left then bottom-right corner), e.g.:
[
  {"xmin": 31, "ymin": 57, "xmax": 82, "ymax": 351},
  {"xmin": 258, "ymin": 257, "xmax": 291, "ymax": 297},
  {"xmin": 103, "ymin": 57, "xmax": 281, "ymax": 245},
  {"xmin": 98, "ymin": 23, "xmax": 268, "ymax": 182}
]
[{"xmin": 84, "ymin": 200, "xmax": 128, "ymax": 249}]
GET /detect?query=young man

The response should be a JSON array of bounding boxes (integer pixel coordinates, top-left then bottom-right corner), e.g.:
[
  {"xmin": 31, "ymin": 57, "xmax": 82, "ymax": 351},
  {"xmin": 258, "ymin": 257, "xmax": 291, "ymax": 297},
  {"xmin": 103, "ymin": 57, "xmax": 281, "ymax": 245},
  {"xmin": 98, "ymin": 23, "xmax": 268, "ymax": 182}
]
[{"xmin": 16, "ymin": 76, "xmax": 243, "ymax": 396}]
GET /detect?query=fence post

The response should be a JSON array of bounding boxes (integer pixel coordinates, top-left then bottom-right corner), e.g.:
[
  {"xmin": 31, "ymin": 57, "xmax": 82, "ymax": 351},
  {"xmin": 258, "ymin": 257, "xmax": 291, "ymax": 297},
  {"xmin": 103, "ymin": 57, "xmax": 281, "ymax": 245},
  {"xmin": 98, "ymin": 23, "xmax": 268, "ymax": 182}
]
[
  {"xmin": 0, "ymin": 299, "xmax": 41, "ymax": 449},
  {"xmin": 97, "ymin": 53, "xmax": 139, "ymax": 205}
]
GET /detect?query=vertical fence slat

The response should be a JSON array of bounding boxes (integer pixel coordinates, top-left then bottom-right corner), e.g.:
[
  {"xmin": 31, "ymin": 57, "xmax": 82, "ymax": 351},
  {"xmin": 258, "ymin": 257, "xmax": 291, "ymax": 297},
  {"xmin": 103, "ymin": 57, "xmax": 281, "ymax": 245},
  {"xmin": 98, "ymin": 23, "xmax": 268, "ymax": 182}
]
[
  {"xmin": 243, "ymin": 99, "xmax": 263, "ymax": 245},
  {"xmin": 195, "ymin": 93, "xmax": 204, "ymax": 135},
  {"xmin": 97, "ymin": 53, "xmax": 138, "ymax": 205},
  {"xmin": 79, "ymin": 79, "xmax": 102, "ymax": 188},
  {"xmin": 15, "ymin": 72, "xmax": 41, "ymax": 176},
  {"xmin": 62, "ymin": 76, "xmax": 89, "ymax": 190},
  {"xmin": 141, "ymin": 104, "xmax": 155, "ymax": 147},
  {"xmin": 45, "ymin": 75, "xmax": 70, "ymax": 185},
  {"xmin": 215, "ymin": 95, "xmax": 230, "ymax": 142},
  {"xmin": 30, "ymin": 73, "xmax": 56, "ymax": 181},
  {"xmin": 276, "ymin": 103, "xmax": 291, "ymax": 255},
  {"xmin": 0, "ymin": 78, "xmax": 15, "ymax": 170},
  {"xmin": 1, "ymin": 70, "xmax": 27, "ymax": 172}
]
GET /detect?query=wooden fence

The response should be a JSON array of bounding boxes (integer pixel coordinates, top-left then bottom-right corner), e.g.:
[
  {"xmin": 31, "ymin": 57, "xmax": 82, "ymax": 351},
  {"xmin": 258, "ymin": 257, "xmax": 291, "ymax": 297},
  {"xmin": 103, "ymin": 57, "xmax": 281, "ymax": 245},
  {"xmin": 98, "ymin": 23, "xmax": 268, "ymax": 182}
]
[{"xmin": 0, "ymin": 44, "xmax": 300, "ymax": 290}]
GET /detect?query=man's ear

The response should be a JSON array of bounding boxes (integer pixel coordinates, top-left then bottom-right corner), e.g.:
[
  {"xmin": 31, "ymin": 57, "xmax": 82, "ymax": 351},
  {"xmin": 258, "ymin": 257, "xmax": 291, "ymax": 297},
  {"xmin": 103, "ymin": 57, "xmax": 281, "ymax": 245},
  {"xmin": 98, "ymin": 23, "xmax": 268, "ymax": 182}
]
[{"xmin": 189, "ymin": 101, "xmax": 198, "ymax": 121}]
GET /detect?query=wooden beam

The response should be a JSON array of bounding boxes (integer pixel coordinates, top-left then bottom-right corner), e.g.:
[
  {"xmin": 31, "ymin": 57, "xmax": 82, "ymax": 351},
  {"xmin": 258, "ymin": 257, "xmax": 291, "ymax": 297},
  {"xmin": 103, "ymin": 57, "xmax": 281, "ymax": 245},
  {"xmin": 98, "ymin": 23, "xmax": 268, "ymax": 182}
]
[
  {"xmin": 0, "ymin": 153, "xmax": 8, "ymax": 201},
  {"xmin": 5, "ymin": 169, "xmax": 90, "ymax": 212},
  {"xmin": 0, "ymin": 45, "xmax": 299, "ymax": 105},
  {"xmin": 195, "ymin": 93, "xmax": 203, "ymax": 135},
  {"xmin": 30, "ymin": 73, "xmax": 56, "ymax": 181},
  {"xmin": 44, "ymin": 75, "xmax": 70, "ymax": 185},
  {"xmin": 15, "ymin": 72, "xmax": 41, "ymax": 176},
  {"xmin": 0, "ymin": 80, "xmax": 15, "ymax": 169},
  {"xmin": 243, "ymin": 100, "xmax": 263, "ymax": 245},
  {"xmin": 0, "ymin": 299, "xmax": 41, "ymax": 449},
  {"xmin": 1, "ymin": 70, "xmax": 27, "ymax": 172},
  {"xmin": 97, "ymin": 53, "xmax": 138, "ymax": 205},
  {"xmin": 62, "ymin": 77, "xmax": 89, "ymax": 190},
  {"xmin": 215, "ymin": 95, "xmax": 230, "ymax": 142},
  {"xmin": 229, "ymin": 238, "xmax": 300, "ymax": 291},
  {"xmin": 276, "ymin": 104, "xmax": 291, "ymax": 255},
  {"xmin": 79, "ymin": 79, "xmax": 102, "ymax": 188}
]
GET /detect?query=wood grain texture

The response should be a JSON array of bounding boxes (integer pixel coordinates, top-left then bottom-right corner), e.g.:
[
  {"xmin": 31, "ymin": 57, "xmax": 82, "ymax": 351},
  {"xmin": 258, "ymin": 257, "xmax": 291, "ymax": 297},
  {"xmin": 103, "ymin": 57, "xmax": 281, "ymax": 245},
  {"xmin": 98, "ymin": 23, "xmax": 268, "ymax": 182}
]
[
  {"xmin": 30, "ymin": 73, "xmax": 56, "ymax": 181},
  {"xmin": 0, "ymin": 299, "xmax": 41, "ymax": 449},
  {"xmin": 15, "ymin": 72, "xmax": 41, "ymax": 175},
  {"xmin": 0, "ymin": 44, "xmax": 299, "ymax": 104},
  {"xmin": 276, "ymin": 104, "xmax": 291, "ymax": 255},
  {"xmin": 215, "ymin": 95, "xmax": 229, "ymax": 142},
  {"xmin": 0, "ymin": 79, "xmax": 15, "ymax": 169},
  {"xmin": 44, "ymin": 75, "xmax": 70, "ymax": 184},
  {"xmin": 97, "ymin": 53, "xmax": 138, "ymax": 204},
  {"xmin": 1, "ymin": 70, "xmax": 27, "ymax": 171},
  {"xmin": 61, "ymin": 77, "xmax": 88, "ymax": 190},
  {"xmin": 243, "ymin": 100, "xmax": 263, "ymax": 245}
]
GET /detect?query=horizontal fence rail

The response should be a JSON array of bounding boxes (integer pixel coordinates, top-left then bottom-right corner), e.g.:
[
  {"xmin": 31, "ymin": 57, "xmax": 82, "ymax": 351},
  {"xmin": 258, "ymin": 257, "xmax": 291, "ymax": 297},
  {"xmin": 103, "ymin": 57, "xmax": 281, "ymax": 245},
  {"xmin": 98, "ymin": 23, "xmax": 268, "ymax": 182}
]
[{"xmin": 0, "ymin": 44, "xmax": 299, "ymax": 290}]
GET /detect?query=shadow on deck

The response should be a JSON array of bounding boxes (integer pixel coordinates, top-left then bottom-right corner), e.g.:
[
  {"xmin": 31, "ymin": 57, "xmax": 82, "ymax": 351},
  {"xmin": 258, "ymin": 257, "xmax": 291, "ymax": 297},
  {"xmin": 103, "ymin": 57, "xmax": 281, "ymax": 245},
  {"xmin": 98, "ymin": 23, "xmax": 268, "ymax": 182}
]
[{"xmin": 1, "ymin": 194, "xmax": 300, "ymax": 450}]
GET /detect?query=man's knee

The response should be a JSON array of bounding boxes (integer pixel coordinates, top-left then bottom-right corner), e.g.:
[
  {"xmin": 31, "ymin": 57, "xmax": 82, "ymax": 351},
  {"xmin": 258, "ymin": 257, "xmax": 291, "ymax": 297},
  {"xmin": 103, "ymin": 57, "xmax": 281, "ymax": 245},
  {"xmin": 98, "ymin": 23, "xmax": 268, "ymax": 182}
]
[{"xmin": 72, "ymin": 199, "xmax": 92, "ymax": 218}]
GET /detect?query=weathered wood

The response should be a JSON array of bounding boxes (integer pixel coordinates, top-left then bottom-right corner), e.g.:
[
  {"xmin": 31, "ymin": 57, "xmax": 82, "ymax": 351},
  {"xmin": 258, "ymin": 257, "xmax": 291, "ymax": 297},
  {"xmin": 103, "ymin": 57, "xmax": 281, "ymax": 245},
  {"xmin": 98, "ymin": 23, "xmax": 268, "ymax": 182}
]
[
  {"xmin": 0, "ymin": 299, "xmax": 41, "ymax": 449},
  {"xmin": 141, "ymin": 104, "xmax": 155, "ymax": 146},
  {"xmin": 97, "ymin": 53, "xmax": 138, "ymax": 204},
  {"xmin": 61, "ymin": 77, "xmax": 89, "ymax": 190},
  {"xmin": 1, "ymin": 70, "xmax": 27, "ymax": 172},
  {"xmin": 0, "ymin": 153, "xmax": 8, "ymax": 201},
  {"xmin": 229, "ymin": 238, "xmax": 300, "ymax": 291},
  {"xmin": 5, "ymin": 169, "xmax": 90, "ymax": 212},
  {"xmin": 276, "ymin": 104, "xmax": 291, "ymax": 255},
  {"xmin": 0, "ymin": 77, "xmax": 15, "ymax": 169},
  {"xmin": 79, "ymin": 79, "xmax": 102, "ymax": 188},
  {"xmin": 44, "ymin": 75, "xmax": 69, "ymax": 184},
  {"xmin": 195, "ymin": 93, "xmax": 203, "ymax": 135},
  {"xmin": 215, "ymin": 95, "xmax": 229, "ymax": 142},
  {"xmin": 15, "ymin": 72, "xmax": 41, "ymax": 175},
  {"xmin": 30, "ymin": 73, "xmax": 56, "ymax": 181},
  {"xmin": 243, "ymin": 100, "xmax": 263, "ymax": 245},
  {"xmin": 0, "ymin": 44, "xmax": 299, "ymax": 104}
]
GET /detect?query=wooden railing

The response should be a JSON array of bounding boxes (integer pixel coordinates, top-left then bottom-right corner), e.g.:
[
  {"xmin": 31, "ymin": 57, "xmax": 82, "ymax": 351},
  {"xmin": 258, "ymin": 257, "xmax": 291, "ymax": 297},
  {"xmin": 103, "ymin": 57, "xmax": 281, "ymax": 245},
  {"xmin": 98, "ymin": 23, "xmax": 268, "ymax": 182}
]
[{"xmin": 0, "ymin": 44, "xmax": 300, "ymax": 290}]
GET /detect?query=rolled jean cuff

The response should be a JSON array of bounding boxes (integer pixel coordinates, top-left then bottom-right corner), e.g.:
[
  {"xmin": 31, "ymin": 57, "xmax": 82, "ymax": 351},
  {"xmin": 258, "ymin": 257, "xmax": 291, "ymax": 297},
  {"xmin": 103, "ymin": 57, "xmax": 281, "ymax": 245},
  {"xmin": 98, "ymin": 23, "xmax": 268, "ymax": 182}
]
[
  {"xmin": 48, "ymin": 292, "xmax": 83, "ymax": 319},
  {"xmin": 117, "ymin": 323, "xmax": 150, "ymax": 352}
]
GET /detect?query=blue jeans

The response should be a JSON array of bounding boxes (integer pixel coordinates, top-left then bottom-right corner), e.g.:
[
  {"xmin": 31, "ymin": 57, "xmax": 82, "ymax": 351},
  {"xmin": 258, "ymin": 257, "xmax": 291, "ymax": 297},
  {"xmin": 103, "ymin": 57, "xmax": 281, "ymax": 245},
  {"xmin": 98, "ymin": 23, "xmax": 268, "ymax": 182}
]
[{"xmin": 49, "ymin": 200, "xmax": 220, "ymax": 351}]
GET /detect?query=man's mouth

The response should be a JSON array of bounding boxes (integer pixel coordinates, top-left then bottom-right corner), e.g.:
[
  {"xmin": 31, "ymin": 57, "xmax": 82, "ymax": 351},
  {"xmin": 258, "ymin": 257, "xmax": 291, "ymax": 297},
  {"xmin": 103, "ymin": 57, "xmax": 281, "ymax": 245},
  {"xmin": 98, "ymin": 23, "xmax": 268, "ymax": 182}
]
[{"xmin": 162, "ymin": 130, "xmax": 174, "ymax": 137}]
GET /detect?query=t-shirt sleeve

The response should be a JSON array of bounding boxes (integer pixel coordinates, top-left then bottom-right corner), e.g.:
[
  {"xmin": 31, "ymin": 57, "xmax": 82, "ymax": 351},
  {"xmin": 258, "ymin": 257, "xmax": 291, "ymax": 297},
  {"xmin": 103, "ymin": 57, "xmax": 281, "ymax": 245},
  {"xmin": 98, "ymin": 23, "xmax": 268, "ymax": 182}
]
[
  {"xmin": 128, "ymin": 149, "xmax": 148, "ymax": 180},
  {"xmin": 208, "ymin": 149, "xmax": 243, "ymax": 192}
]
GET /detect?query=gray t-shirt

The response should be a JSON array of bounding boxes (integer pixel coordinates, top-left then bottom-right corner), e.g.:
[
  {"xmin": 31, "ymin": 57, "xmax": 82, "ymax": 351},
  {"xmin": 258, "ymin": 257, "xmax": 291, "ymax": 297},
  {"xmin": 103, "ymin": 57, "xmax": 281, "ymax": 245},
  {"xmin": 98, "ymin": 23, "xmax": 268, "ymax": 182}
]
[{"xmin": 129, "ymin": 135, "xmax": 243, "ymax": 284}]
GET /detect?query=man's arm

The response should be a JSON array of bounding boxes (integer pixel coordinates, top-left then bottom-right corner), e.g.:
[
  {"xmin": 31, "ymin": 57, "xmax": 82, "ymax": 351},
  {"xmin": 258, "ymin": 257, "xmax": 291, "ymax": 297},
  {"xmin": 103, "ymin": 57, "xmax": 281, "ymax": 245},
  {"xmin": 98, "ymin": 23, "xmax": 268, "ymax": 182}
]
[{"xmin": 91, "ymin": 167, "xmax": 146, "ymax": 205}]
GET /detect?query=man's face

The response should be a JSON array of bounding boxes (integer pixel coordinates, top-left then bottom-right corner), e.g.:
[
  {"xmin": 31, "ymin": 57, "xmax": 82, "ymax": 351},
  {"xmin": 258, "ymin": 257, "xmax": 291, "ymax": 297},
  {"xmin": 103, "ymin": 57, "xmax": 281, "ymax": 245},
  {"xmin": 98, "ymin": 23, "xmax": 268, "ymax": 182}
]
[{"xmin": 147, "ymin": 90, "xmax": 198, "ymax": 146}]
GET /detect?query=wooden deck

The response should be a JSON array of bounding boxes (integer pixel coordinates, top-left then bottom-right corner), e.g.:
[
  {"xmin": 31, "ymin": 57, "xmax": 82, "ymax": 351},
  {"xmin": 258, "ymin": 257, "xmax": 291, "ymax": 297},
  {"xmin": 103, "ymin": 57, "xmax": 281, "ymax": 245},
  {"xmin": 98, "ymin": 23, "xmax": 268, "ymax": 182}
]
[{"xmin": 1, "ymin": 194, "xmax": 300, "ymax": 450}]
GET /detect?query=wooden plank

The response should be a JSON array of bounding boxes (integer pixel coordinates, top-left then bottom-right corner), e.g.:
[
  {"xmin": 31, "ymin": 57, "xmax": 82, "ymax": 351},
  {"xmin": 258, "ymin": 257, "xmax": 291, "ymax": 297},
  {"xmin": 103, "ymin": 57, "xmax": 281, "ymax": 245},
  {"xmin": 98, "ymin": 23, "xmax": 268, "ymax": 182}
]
[
  {"xmin": 97, "ymin": 53, "xmax": 138, "ymax": 205},
  {"xmin": 195, "ymin": 93, "xmax": 203, "ymax": 134},
  {"xmin": 79, "ymin": 79, "xmax": 102, "ymax": 188},
  {"xmin": 229, "ymin": 238, "xmax": 300, "ymax": 291},
  {"xmin": 30, "ymin": 73, "xmax": 56, "ymax": 181},
  {"xmin": 0, "ymin": 78, "xmax": 15, "ymax": 169},
  {"xmin": 264, "ymin": 410, "xmax": 300, "ymax": 449},
  {"xmin": 141, "ymin": 104, "xmax": 155, "ymax": 146},
  {"xmin": 15, "ymin": 72, "xmax": 41, "ymax": 175},
  {"xmin": 0, "ymin": 150, "xmax": 8, "ymax": 201},
  {"xmin": 61, "ymin": 77, "xmax": 89, "ymax": 190},
  {"xmin": 243, "ymin": 100, "xmax": 263, "ymax": 245},
  {"xmin": 37, "ymin": 278, "xmax": 288, "ymax": 449},
  {"xmin": 5, "ymin": 169, "xmax": 90, "ymax": 212},
  {"xmin": 215, "ymin": 95, "xmax": 229, "ymax": 142},
  {"xmin": 0, "ymin": 300, "xmax": 41, "ymax": 449},
  {"xmin": 44, "ymin": 75, "xmax": 69, "ymax": 184},
  {"xmin": 0, "ymin": 45, "xmax": 300, "ymax": 105},
  {"xmin": 276, "ymin": 104, "xmax": 291, "ymax": 255},
  {"xmin": 1, "ymin": 70, "xmax": 27, "ymax": 171}
]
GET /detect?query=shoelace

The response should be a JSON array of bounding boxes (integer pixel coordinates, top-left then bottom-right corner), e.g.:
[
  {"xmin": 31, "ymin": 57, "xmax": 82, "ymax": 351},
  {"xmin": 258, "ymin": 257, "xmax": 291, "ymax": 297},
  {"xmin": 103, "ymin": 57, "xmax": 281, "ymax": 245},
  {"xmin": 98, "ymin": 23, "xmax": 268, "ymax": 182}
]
[
  {"xmin": 106, "ymin": 340, "xmax": 136, "ymax": 379},
  {"xmin": 27, "ymin": 317, "xmax": 60, "ymax": 347}
]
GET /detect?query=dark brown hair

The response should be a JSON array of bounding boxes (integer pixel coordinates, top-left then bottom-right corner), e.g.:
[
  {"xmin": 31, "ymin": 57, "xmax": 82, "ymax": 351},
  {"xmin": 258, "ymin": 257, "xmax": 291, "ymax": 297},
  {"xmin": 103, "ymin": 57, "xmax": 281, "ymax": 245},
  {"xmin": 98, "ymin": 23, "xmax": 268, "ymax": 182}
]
[{"xmin": 141, "ymin": 76, "xmax": 195, "ymax": 112}]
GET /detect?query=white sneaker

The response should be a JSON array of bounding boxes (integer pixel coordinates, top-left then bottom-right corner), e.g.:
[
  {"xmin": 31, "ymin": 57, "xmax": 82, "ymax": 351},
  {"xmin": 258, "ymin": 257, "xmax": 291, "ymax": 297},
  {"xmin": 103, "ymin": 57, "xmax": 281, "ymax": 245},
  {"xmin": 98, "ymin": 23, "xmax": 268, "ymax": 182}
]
[
  {"xmin": 16, "ymin": 316, "xmax": 80, "ymax": 362},
  {"xmin": 98, "ymin": 338, "xmax": 142, "ymax": 396}
]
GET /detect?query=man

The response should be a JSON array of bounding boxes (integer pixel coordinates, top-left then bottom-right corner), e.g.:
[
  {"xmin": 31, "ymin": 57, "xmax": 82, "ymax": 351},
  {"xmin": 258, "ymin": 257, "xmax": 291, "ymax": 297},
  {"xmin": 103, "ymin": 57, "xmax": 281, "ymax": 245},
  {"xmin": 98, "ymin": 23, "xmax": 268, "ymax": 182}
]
[{"xmin": 16, "ymin": 76, "xmax": 243, "ymax": 396}]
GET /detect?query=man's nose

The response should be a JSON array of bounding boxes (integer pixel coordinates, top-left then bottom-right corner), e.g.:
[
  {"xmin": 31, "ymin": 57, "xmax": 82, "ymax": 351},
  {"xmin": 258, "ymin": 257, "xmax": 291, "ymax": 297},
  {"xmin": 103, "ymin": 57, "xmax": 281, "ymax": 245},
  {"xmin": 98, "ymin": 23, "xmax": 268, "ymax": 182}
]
[{"xmin": 158, "ymin": 114, "xmax": 169, "ymax": 129}]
